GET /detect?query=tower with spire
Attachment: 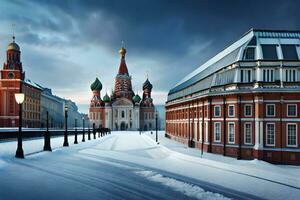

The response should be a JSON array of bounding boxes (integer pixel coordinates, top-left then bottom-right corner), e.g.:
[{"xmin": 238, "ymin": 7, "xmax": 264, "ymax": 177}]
[
  {"xmin": 0, "ymin": 34, "xmax": 42, "ymax": 127},
  {"xmin": 88, "ymin": 45, "xmax": 155, "ymax": 131}
]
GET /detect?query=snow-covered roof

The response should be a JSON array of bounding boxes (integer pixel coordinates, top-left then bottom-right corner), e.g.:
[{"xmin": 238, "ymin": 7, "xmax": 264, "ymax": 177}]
[
  {"xmin": 168, "ymin": 29, "xmax": 300, "ymax": 100},
  {"xmin": 24, "ymin": 78, "xmax": 43, "ymax": 90}
]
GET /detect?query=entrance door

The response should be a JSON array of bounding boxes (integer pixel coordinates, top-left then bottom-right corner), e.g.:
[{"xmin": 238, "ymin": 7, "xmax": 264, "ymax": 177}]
[{"xmin": 120, "ymin": 122, "xmax": 126, "ymax": 131}]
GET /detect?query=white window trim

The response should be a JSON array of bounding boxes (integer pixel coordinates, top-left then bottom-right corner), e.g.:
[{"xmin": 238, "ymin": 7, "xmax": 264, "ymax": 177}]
[
  {"xmin": 228, "ymin": 105, "xmax": 235, "ymax": 117},
  {"xmin": 228, "ymin": 122, "xmax": 235, "ymax": 144},
  {"xmin": 244, "ymin": 122, "xmax": 252, "ymax": 145},
  {"xmin": 214, "ymin": 122, "xmax": 221, "ymax": 142},
  {"xmin": 266, "ymin": 123, "xmax": 275, "ymax": 147},
  {"xmin": 244, "ymin": 104, "xmax": 252, "ymax": 117},
  {"xmin": 214, "ymin": 105, "xmax": 221, "ymax": 117},
  {"xmin": 287, "ymin": 104, "xmax": 297, "ymax": 117},
  {"xmin": 266, "ymin": 104, "xmax": 276, "ymax": 117},
  {"xmin": 286, "ymin": 123, "xmax": 298, "ymax": 147}
]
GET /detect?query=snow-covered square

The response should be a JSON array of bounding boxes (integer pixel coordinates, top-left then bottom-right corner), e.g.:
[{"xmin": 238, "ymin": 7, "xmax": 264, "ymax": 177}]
[{"xmin": 0, "ymin": 131, "xmax": 299, "ymax": 200}]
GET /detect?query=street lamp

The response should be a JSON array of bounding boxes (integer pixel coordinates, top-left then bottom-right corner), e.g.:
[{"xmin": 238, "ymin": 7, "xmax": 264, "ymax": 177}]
[
  {"xmin": 63, "ymin": 105, "xmax": 69, "ymax": 146},
  {"xmin": 155, "ymin": 109, "xmax": 159, "ymax": 144},
  {"xmin": 15, "ymin": 93, "xmax": 25, "ymax": 158},
  {"xmin": 82, "ymin": 116, "xmax": 85, "ymax": 142},
  {"xmin": 74, "ymin": 118, "xmax": 78, "ymax": 144}
]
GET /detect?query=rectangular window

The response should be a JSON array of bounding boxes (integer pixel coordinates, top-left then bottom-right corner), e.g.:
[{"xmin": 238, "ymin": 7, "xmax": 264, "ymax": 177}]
[
  {"xmin": 284, "ymin": 69, "xmax": 297, "ymax": 82},
  {"xmin": 261, "ymin": 44, "xmax": 278, "ymax": 60},
  {"xmin": 205, "ymin": 122, "xmax": 208, "ymax": 142},
  {"xmin": 240, "ymin": 69, "xmax": 252, "ymax": 83},
  {"xmin": 244, "ymin": 104, "xmax": 252, "ymax": 117},
  {"xmin": 243, "ymin": 47, "xmax": 255, "ymax": 60},
  {"xmin": 281, "ymin": 44, "xmax": 299, "ymax": 60},
  {"xmin": 228, "ymin": 105, "xmax": 235, "ymax": 117},
  {"xmin": 214, "ymin": 105, "xmax": 221, "ymax": 117},
  {"xmin": 263, "ymin": 69, "xmax": 275, "ymax": 82},
  {"xmin": 244, "ymin": 123, "xmax": 252, "ymax": 144},
  {"xmin": 266, "ymin": 104, "xmax": 275, "ymax": 117},
  {"xmin": 199, "ymin": 122, "xmax": 202, "ymax": 142},
  {"xmin": 287, "ymin": 124, "xmax": 297, "ymax": 147},
  {"xmin": 228, "ymin": 123, "xmax": 235, "ymax": 143},
  {"xmin": 266, "ymin": 123, "xmax": 275, "ymax": 146},
  {"xmin": 287, "ymin": 104, "xmax": 297, "ymax": 117},
  {"xmin": 214, "ymin": 122, "xmax": 221, "ymax": 142}
]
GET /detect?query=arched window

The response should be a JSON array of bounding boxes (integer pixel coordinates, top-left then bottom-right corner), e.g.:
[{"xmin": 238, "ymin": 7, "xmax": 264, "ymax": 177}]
[{"xmin": 122, "ymin": 111, "xmax": 125, "ymax": 118}]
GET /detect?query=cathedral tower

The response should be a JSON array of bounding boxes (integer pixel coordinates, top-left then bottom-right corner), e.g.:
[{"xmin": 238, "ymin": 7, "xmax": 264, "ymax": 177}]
[{"xmin": 113, "ymin": 46, "xmax": 134, "ymax": 100}]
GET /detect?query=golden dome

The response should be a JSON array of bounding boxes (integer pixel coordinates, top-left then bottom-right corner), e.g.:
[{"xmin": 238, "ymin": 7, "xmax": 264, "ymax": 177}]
[{"xmin": 119, "ymin": 47, "xmax": 126, "ymax": 57}]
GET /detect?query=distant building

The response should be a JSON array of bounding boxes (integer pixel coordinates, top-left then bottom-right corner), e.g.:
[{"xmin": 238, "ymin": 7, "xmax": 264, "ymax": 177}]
[
  {"xmin": 89, "ymin": 46, "xmax": 155, "ymax": 131},
  {"xmin": 0, "ymin": 36, "xmax": 85, "ymax": 128},
  {"xmin": 40, "ymin": 87, "xmax": 64, "ymax": 128},
  {"xmin": 166, "ymin": 29, "xmax": 300, "ymax": 165}
]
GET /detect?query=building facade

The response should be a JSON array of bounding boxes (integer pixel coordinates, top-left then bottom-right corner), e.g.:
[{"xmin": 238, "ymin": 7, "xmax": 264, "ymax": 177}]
[
  {"xmin": 0, "ymin": 36, "xmax": 84, "ymax": 128},
  {"xmin": 166, "ymin": 29, "xmax": 300, "ymax": 165},
  {"xmin": 89, "ymin": 47, "xmax": 155, "ymax": 131}
]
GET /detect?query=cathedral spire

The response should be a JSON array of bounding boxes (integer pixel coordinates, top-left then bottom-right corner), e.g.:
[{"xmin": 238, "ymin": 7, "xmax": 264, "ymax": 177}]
[{"xmin": 118, "ymin": 44, "xmax": 129, "ymax": 75}]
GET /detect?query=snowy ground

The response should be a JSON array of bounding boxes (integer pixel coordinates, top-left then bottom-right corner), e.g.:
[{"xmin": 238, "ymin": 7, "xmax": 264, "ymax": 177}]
[{"xmin": 0, "ymin": 131, "xmax": 299, "ymax": 200}]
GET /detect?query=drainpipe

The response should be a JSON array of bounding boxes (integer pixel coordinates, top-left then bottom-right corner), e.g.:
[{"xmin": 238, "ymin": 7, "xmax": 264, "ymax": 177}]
[
  {"xmin": 280, "ymin": 95, "xmax": 283, "ymax": 164},
  {"xmin": 237, "ymin": 95, "xmax": 242, "ymax": 159},
  {"xmin": 208, "ymin": 97, "xmax": 212, "ymax": 153},
  {"xmin": 188, "ymin": 103, "xmax": 191, "ymax": 147},
  {"xmin": 223, "ymin": 96, "xmax": 226, "ymax": 156},
  {"xmin": 201, "ymin": 101, "xmax": 204, "ymax": 157}
]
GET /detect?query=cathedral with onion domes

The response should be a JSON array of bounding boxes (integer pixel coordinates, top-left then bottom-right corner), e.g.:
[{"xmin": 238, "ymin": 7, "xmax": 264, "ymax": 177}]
[{"xmin": 89, "ymin": 46, "xmax": 155, "ymax": 131}]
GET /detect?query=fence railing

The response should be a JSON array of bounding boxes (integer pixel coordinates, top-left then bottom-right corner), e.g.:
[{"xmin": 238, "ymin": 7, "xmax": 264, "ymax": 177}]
[{"xmin": 0, "ymin": 128, "xmax": 111, "ymax": 141}]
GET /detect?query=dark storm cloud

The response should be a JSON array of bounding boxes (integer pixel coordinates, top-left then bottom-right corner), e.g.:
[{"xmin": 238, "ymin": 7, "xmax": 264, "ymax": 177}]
[{"xmin": 2, "ymin": 0, "xmax": 300, "ymax": 109}]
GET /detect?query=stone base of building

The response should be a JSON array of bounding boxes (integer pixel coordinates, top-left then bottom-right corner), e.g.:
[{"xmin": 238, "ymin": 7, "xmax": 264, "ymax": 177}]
[{"xmin": 165, "ymin": 133, "xmax": 300, "ymax": 165}]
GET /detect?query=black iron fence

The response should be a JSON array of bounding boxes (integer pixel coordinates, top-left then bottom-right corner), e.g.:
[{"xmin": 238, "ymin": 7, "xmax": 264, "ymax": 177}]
[{"xmin": 0, "ymin": 128, "xmax": 111, "ymax": 141}]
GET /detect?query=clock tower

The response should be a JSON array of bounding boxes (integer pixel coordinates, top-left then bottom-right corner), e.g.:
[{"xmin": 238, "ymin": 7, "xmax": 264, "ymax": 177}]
[{"xmin": 0, "ymin": 36, "xmax": 24, "ymax": 127}]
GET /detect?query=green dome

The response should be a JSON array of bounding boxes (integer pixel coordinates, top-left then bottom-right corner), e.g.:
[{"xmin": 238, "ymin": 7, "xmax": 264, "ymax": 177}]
[
  {"xmin": 133, "ymin": 94, "xmax": 141, "ymax": 103},
  {"xmin": 90, "ymin": 77, "xmax": 102, "ymax": 91},
  {"xmin": 103, "ymin": 93, "xmax": 111, "ymax": 103}
]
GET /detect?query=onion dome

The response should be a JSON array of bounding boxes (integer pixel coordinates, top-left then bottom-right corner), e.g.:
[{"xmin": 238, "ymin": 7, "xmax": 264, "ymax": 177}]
[
  {"xmin": 90, "ymin": 77, "xmax": 102, "ymax": 91},
  {"xmin": 103, "ymin": 93, "xmax": 111, "ymax": 103},
  {"xmin": 133, "ymin": 94, "xmax": 141, "ymax": 103},
  {"xmin": 143, "ymin": 78, "xmax": 153, "ymax": 90},
  {"xmin": 7, "ymin": 36, "xmax": 20, "ymax": 51}
]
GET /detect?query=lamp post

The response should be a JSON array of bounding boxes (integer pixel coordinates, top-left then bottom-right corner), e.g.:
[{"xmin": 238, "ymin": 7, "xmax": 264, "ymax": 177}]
[
  {"xmin": 82, "ymin": 116, "xmax": 85, "ymax": 142},
  {"xmin": 15, "ymin": 92, "xmax": 25, "ymax": 158},
  {"xmin": 74, "ymin": 118, "xmax": 78, "ymax": 144},
  {"xmin": 63, "ymin": 105, "xmax": 69, "ymax": 147},
  {"xmin": 155, "ymin": 109, "xmax": 158, "ymax": 144},
  {"xmin": 93, "ymin": 123, "xmax": 96, "ymax": 139},
  {"xmin": 43, "ymin": 111, "xmax": 52, "ymax": 151}
]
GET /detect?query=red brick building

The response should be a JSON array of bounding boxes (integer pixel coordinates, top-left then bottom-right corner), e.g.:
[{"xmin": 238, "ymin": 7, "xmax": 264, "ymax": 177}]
[
  {"xmin": 0, "ymin": 36, "xmax": 41, "ymax": 127},
  {"xmin": 166, "ymin": 29, "xmax": 300, "ymax": 165}
]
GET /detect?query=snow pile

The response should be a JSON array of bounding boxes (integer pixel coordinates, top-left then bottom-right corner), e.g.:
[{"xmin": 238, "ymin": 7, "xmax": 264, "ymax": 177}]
[{"xmin": 135, "ymin": 170, "xmax": 231, "ymax": 200}]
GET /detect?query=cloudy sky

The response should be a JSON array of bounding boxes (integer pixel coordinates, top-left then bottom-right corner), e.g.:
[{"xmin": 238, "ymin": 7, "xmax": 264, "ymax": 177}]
[{"xmin": 0, "ymin": 0, "xmax": 300, "ymax": 113}]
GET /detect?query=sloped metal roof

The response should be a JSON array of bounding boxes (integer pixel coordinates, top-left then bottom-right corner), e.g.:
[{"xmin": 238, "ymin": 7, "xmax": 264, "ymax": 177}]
[{"xmin": 167, "ymin": 29, "xmax": 300, "ymax": 102}]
